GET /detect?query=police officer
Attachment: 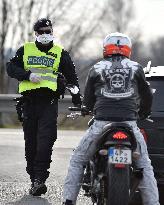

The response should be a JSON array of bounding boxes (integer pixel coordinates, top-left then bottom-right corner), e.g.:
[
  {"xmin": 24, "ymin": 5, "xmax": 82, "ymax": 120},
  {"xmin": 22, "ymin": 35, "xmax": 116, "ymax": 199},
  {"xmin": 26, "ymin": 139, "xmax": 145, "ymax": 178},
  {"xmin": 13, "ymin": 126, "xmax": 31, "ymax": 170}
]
[{"xmin": 7, "ymin": 18, "xmax": 81, "ymax": 196}]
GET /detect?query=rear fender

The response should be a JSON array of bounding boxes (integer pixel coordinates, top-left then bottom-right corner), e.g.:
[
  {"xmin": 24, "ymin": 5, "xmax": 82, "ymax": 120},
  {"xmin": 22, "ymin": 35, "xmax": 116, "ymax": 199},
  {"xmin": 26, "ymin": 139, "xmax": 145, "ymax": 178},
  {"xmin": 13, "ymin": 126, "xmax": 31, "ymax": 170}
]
[
  {"xmin": 97, "ymin": 123, "xmax": 137, "ymax": 151},
  {"xmin": 104, "ymin": 140, "xmax": 132, "ymax": 147}
]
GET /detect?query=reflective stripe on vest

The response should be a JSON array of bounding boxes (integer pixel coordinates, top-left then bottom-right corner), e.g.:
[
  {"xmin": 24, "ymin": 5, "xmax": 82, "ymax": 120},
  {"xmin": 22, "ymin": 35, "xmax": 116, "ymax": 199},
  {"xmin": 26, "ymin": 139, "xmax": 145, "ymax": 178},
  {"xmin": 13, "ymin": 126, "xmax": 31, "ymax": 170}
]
[
  {"xmin": 30, "ymin": 68, "xmax": 54, "ymax": 74},
  {"xmin": 41, "ymin": 76, "xmax": 57, "ymax": 82},
  {"xmin": 19, "ymin": 42, "xmax": 63, "ymax": 93}
]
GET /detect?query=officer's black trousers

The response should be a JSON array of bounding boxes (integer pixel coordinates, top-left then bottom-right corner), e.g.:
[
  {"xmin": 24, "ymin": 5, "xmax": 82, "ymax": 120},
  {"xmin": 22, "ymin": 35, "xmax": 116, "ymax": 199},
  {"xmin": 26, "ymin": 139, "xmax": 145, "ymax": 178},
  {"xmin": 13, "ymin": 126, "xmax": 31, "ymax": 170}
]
[{"xmin": 22, "ymin": 97, "xmax": 58, "ymax": 183}]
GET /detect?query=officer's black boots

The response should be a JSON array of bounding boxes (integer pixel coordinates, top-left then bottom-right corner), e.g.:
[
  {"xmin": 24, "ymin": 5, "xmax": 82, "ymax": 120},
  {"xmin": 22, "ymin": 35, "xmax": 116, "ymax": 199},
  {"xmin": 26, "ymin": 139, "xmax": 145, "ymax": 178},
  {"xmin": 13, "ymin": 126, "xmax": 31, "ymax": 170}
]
[
  {"xmin": 63, "ymin": 200, "xmax": 74, "ymax": 205},
  {"xmin": 29, "ymin": 179, "xmax": 47, "ymax": 196}
]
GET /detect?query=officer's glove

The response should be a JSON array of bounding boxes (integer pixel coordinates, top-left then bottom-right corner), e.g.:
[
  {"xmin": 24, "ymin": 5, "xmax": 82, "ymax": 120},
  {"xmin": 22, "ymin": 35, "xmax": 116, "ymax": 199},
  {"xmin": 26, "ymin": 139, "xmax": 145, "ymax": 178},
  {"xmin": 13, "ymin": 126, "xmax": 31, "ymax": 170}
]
[{"xmin": 29, "ymin": 73, "xmax": 42, "ymax": 83}]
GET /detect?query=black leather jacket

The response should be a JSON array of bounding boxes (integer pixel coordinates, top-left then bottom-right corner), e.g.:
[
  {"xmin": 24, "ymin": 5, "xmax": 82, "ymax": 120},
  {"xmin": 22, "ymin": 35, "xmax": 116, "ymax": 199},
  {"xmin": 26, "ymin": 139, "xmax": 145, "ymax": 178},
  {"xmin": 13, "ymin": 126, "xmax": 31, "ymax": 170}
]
[{"xmin": 83, "ymin": 55, "xmax": 153, "ymax": 121}]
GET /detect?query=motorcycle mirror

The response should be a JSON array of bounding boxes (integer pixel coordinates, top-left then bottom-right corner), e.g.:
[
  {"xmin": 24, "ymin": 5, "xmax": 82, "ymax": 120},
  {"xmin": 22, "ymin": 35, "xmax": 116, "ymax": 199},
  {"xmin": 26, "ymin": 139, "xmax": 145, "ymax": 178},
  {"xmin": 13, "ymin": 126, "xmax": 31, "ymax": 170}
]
[{"xmin": 144, "ymin": 61, "xmax": 151, "ymax": 74}]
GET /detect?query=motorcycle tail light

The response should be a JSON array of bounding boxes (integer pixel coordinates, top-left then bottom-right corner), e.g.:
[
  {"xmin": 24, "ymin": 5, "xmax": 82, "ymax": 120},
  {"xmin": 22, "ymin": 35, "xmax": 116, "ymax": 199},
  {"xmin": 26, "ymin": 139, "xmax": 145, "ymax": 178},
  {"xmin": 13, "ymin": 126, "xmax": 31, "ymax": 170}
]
[
  {"xmin": 115, "ymin": 164, "xmax": 126, "ymax": 168},
  {"xmin": 140, "ymin": 128, "xmax": 148, "ymax": 142},
  {"xmin": 113, "ymin": 131, "xmax": 128, "ymax": 140}
]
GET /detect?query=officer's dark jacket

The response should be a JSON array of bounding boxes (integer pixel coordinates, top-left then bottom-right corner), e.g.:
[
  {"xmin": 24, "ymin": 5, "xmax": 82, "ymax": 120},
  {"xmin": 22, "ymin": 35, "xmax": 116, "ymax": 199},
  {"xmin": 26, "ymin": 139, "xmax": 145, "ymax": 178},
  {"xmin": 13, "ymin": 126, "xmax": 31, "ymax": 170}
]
[
  {"xmin": 6, "ymin": 41, "xmax": 81, "ymax": 105},
  {"xmin": 83, "ymin": 55, "xmax": 153, "ymax": 121}
]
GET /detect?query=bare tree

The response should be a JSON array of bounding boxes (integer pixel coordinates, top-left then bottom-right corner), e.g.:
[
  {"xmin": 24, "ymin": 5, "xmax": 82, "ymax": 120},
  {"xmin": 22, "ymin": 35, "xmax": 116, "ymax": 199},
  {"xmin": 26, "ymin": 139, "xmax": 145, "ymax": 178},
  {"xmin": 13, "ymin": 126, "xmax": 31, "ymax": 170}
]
[
  {"xmin": 0, "ymin": 0, "xmax": 10, "ymax": 93},
  {"xmin": 149, "ymin": 37, "xmax": 164, "ymax": 66},
  {"xmin": 74, "ymin": 0, "xmax": 143, "ymax": 90},
  {"xmin": 1, "ymin": 0, "xmax": 107, "ymax": 92},
  {"xmin": 1, "ymin": 0, "xmax": 142, "ymax": 94},
  {"xmin": 99, "ymin": 0, "xmax": 137, "ymax": 36}
]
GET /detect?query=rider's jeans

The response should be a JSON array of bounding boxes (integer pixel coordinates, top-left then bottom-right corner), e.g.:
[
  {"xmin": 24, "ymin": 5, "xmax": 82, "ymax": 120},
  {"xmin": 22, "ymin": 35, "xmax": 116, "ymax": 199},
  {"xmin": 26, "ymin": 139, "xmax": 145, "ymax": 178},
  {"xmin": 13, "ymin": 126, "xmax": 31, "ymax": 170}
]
[{"xmin": 63, "ymin": 120, "xmax": 160, "ymax": 205}]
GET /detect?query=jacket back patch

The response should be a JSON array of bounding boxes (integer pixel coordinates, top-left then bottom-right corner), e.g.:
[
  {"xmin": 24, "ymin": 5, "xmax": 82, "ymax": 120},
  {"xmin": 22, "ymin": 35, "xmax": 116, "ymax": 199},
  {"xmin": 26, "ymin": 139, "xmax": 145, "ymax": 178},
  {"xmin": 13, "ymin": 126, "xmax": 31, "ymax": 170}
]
[{"xmin": 101, "ymin": 60, "xmax": 134, "ymax": 98}]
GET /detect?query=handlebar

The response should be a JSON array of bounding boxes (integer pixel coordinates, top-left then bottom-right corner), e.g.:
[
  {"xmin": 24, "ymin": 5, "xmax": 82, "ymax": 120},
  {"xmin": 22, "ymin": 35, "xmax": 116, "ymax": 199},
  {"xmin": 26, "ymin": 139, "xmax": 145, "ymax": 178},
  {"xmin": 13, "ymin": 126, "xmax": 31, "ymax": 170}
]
[
  {"xmin": 68, "ymin": 107, "xmax": 82, "ymax": 112},
  {"xmin": 68, "ymin": 107, "xmax": 92, "ymax": 115},
  {"xmin": 67, "ymin": 107, "xmax": 92, "ymax": 119},
  {"xmin": 68, "ymin": 107, "xmax": 154, "ymax": 122}
]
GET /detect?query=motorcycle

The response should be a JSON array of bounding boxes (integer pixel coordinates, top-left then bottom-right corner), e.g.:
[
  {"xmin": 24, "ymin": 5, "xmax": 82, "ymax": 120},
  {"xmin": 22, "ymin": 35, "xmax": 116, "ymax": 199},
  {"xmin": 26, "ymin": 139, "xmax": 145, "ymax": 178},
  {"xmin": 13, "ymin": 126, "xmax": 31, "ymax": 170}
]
[{"xmin": 67, "ymin": 107, "xmax": 143, "ymax": 205}]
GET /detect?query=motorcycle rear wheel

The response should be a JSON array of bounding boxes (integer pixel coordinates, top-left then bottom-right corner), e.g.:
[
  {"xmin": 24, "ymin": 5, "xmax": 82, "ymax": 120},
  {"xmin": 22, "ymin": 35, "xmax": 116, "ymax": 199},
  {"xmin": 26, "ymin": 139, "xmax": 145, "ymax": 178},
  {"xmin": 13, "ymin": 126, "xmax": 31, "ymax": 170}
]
[{"xmin": 106, "ymin": 163, "xmax": 130, "ymax": 205}]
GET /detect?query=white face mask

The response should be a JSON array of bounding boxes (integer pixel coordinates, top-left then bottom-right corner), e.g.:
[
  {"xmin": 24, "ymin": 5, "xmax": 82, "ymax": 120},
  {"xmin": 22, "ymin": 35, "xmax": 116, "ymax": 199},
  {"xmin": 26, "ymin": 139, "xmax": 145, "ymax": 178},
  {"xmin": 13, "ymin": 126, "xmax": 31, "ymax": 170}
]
[{"xmin": 36, "ymin": 34, "xmax": 54, "ymax": 44}]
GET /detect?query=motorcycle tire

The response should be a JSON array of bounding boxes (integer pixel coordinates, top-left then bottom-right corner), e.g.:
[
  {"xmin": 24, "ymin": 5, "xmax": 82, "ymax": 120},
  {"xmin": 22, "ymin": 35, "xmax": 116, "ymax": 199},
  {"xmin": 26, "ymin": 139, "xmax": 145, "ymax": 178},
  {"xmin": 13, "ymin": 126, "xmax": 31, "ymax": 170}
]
[{"xmin": 106, "ymin": 163, "xmax": 130, "ymax": 205}]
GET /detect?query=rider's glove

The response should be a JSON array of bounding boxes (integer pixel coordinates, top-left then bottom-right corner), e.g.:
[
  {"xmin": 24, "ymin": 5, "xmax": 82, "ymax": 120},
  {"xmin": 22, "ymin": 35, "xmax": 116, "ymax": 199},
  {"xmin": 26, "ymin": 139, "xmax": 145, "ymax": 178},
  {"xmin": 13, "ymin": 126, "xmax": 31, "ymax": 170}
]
[
  {"xmin": 81, "ymin": 106, "xmax": 90, "ymax": 116},
  {"xmin": 138, "ymin": 111, "xmax": 151, "ymax": 120},
  {"xmin": 29, "ymin": 73, "xmax": 42, "ymax": 83},
  {"xmin": 72, "ymin": 93, "xmax": 82, "ymax": 106}
]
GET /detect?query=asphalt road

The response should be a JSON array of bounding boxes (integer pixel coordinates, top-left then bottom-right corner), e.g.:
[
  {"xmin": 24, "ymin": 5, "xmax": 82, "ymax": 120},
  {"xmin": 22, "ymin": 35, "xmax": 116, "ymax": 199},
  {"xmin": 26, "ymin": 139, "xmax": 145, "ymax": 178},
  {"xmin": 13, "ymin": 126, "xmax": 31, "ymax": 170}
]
[
  {"xmin": 0, "ymin": 129, "xmax": 92, "ymax": 205},
  {"xmin": 1, "ymin": 129, "xmax": 157, "ymax": 205}
]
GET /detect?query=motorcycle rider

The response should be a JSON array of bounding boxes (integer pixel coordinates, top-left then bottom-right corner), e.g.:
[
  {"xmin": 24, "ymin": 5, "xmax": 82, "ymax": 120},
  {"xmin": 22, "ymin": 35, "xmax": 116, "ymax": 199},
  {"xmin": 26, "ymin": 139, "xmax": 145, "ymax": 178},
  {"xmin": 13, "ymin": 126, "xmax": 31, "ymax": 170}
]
[{"xmin": 62, "ymin": 32, "xmax": 160, "ymax": 205}]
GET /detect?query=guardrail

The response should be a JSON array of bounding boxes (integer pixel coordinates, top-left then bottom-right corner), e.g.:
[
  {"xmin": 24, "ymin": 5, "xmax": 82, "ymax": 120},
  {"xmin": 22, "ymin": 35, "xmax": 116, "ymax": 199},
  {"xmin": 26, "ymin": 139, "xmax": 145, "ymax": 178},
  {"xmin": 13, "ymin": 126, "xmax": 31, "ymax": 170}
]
[{"xmin": 0, "ymin": 94, "xmax": 72, "ymax": 113}]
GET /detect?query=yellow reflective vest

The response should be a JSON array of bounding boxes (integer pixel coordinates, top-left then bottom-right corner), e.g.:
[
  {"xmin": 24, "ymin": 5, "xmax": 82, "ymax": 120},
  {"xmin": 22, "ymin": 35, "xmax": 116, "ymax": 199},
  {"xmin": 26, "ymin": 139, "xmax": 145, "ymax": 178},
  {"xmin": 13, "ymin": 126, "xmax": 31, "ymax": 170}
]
[{"xmin": 19, "ymin": 42, "xmax": 63, "ymax": 93}]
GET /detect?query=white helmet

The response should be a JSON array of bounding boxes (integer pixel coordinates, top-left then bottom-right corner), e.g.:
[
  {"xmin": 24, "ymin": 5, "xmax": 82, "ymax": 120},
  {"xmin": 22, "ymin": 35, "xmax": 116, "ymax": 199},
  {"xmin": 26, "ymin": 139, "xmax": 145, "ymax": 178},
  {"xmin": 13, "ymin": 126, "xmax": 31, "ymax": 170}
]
[{"xmin": 103, "ymin": 32, "xmax": 132, "ymax": 58}]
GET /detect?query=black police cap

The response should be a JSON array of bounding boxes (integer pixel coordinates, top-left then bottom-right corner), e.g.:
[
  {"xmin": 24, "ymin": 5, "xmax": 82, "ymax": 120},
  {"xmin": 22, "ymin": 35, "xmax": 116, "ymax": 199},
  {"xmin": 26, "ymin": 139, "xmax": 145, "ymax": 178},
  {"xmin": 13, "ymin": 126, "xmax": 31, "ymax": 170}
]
[{"xmin": 33, "ymin": 18, "xmax": 52, "ymax": 31}]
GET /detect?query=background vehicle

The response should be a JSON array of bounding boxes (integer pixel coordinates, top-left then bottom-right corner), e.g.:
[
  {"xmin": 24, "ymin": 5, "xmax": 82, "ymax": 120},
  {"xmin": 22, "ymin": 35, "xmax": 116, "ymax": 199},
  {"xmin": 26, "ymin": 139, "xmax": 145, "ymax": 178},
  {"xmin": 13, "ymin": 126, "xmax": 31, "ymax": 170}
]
[{"xmin": 135, "ymin": 65, "xmax": 164, "ymax": 204}]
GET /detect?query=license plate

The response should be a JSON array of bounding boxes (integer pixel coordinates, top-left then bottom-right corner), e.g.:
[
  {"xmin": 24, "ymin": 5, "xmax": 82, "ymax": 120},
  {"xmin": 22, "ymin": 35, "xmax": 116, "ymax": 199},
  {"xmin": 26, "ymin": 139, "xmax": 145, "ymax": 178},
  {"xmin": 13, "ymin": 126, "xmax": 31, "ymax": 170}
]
[{"xmin": 108, "ymin": 148, "xmax": 132, "ymax": 164}]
